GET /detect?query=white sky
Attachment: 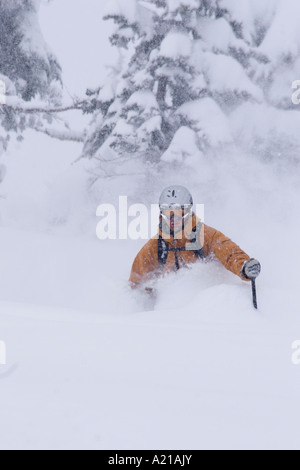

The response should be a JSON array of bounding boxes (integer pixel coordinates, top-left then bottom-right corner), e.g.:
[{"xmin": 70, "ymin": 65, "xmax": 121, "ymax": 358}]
[{"xmin": 39, "ymin": 0, "xmax": 117, "ymax": 97}]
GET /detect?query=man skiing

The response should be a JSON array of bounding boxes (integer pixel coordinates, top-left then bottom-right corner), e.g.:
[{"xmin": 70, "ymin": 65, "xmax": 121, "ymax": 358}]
[{"xmin": 129, "ymin": 186, "xmax": 261, "ymax": 289}]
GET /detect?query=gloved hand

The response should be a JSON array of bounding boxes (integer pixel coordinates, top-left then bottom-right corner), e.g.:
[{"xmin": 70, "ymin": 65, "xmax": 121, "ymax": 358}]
[
  {"xmin": 145, "ymin": 287, "xmax": 157, "ymax": 297},
  {"xmin": 242, "ymin": 259, "xmax": 261, "ymax": 280},
  {"xmin": 144, "ymin": 287, "xmax": 158, "ymax": 311}
]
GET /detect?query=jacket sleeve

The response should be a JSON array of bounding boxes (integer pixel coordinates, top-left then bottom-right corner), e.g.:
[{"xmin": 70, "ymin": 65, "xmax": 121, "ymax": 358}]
[
  {"xmin": 129, "ymin": 238, "xmax": 160, "ymax": 287},
  {"xmin": 204, "ymin": 225, "xmax": 250, "ymax": 280}
]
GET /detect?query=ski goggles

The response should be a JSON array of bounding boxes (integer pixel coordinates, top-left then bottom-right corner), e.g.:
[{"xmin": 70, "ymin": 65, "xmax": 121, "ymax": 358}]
[{"xmin": 160, "ymin": 204, "xmax": 192, "ymax": 221}]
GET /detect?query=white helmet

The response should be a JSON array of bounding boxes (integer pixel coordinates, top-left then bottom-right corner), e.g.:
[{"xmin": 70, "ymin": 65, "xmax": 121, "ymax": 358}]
[{"xmin": 159, "ymin": 185, "xmax": 193, "ymax": 210}]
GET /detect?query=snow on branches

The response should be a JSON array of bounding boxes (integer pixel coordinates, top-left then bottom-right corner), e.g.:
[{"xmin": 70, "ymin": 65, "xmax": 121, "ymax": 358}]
[
  {"xmin": 82, "ymin": 0, "xmax": 271, "ymax": 175},
  {"xmin": 0, "ymin": 0, "xmax": 63, "ymax": 153}
]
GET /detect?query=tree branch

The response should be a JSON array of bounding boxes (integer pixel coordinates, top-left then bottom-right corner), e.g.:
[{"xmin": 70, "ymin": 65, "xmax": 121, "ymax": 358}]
[
  {"xmin": 34, "ymin": 127, "xmax": 85, "ymax": 143},
  {"xmin": 0, "ymin": 101, "xmax": 86, "ymax": 114}
]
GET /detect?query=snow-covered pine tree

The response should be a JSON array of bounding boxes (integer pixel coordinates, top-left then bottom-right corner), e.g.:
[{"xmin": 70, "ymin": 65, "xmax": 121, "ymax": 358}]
[
  {"xmin": 0, "ymin": 0, "xmax": 62, "ymax": 158},
  {"xmin": 218, "ymin": 0, "xmax": 300, "ymax": 165},
  {"xmin": 82, "ymin": 0, "xmax": 270, "ymax": 175}
]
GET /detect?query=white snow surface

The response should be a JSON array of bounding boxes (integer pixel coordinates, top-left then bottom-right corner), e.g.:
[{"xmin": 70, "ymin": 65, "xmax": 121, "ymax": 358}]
[
  {"xmin": 177, "ymin": 98, "xmax": 233, "ymax": 146},
  {"xmin": 0, "ymin": 219, "xmax": 299, "ymax": 450},
  {"xmin": 198, "ymin": 52, "xmax": 263, "ymax": 102},
  {"xmin": 219, "ymin": 0, "xmax": 278, "ymax": 44},
  {"xmin": 161, "ymin": 126, "xmax": 203, "ymax": 165},
  {"xmin": 1, "ymin": 127, "xmax": 300, "ymax": 450},
  {"xmin": 159, "ymin": 32, "xmax": 192, "ymax": 58},
  {"xmin": 127, "ymin": 90, "xmax": 159, "ymax": 112}
]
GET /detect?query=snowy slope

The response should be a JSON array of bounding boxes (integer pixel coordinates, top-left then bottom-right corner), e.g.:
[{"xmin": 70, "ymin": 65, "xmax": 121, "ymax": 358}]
[
  {"xmin": 0, "ymin": 218, "xmax": 300, "ymax": 450},
  {"xmin": 1, "ymin": 298, "xmax": 299, "ymax": 451}
]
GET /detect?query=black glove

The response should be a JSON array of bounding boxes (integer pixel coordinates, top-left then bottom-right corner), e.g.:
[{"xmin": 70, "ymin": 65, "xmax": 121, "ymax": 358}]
[{"xmin": 242, "ymin": 259, "xmax": 261, "ymax": 280}]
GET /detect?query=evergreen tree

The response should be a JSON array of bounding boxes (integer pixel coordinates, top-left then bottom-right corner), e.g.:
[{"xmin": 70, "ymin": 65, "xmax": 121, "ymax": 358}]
[
  {"xmin": 0, "ymin": 0, "xmax": 62, "ymax": 155},
  {"xmin": 83, "ymin": 0, "xmax": 270, "ymax": 175}
]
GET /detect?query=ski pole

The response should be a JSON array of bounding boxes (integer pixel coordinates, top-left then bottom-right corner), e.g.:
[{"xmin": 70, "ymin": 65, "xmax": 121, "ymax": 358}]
[
  {"xmin": 251, "ymin": 279, "xmax": 258, "ymax": 309},
  {"xmin": 243, "ymin": 259, "xmax": 261, "ymax": 309}
]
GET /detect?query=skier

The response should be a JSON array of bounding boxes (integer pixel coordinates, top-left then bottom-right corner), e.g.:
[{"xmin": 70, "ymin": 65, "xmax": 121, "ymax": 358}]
[{"xmin": 129, "ymin": 186, "xmax": 261, "ymax": 291}]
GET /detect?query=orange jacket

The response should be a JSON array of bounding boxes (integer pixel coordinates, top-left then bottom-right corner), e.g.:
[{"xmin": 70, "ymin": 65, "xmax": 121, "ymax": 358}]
[{"xmin": 129, "ymin": 214, "xmax": 250, "ymax": 286}]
